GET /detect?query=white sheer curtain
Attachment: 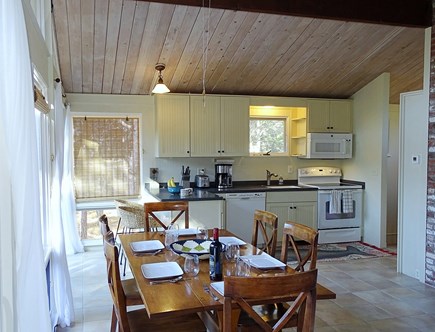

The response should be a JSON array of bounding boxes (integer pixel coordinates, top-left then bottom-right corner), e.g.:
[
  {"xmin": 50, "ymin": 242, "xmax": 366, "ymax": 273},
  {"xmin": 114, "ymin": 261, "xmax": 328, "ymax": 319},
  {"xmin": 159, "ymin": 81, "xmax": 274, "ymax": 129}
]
[
  {"xmin": 63, "ymin": 103, "xmax": 84, "ymax": 255},
  {"xmin": 0, "ymin": 0, "xmax": 51, "ymax": 331},
  {"xmin": 50, "ymin": 82, "xmax": 75, "ymax": 327}
]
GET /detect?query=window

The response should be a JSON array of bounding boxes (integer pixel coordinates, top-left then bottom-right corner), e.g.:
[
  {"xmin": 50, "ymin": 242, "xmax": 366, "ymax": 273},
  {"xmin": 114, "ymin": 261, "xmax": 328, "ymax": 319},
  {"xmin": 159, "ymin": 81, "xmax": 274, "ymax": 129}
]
[
  {"xmin": 73, "ymin": 116, "xmax": 141, "ymax": 200},
  {"xmin": 249, "ymin": 117, "xmax": 288, "ymax": 155}
]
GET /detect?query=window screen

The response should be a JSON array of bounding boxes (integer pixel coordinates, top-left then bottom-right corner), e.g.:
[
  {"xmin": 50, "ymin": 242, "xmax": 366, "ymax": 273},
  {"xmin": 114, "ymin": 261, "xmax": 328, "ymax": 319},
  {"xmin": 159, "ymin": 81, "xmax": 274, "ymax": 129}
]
[
  {"xmin": 249, "ymin": 118, "xmax": 287, "ymax": 155},
  {"xmin": 73, "ymin": 117, "xmax": 140, "ymax": 199}
]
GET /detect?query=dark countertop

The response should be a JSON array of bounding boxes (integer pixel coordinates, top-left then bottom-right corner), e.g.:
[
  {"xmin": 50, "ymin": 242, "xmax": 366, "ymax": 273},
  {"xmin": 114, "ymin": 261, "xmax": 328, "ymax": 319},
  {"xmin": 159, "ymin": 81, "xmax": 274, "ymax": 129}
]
[{"xmin": 145, "ymin": 180, "xmax": 318, "ymax": 202}]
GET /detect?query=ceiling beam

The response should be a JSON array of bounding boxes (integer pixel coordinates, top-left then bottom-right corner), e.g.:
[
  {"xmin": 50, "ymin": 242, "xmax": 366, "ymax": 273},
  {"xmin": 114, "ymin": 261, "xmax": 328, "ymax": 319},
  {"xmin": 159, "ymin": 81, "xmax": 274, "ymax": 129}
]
[{"xmin": 142, "ymin": 0, "xmax": 432, "ymax": 28}]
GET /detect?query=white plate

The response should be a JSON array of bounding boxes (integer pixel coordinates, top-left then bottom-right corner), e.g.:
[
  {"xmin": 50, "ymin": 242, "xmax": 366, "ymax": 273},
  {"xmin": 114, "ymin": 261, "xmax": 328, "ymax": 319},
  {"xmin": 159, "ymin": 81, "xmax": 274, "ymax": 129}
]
[
  {"xmin": 242, "ymin": 253, "xmax": 286, "ymax": 269},
  {"xmin": 130, "ymin": 240, "xmax": 164, "ymax": 253},
  {"xmin": 177, "ymin": 228, "xmax": 200, "ymax": 236},
  {"xmin": 210, "ymin": 281, "xmax": 224, "ymax": 296},
  {"xmin": 141, "ymin": 262, "xmax": 183, "ymax": 280},
  {"xmin": 219, "ymin": 236, "xmax": 246, "ymax": 246}
]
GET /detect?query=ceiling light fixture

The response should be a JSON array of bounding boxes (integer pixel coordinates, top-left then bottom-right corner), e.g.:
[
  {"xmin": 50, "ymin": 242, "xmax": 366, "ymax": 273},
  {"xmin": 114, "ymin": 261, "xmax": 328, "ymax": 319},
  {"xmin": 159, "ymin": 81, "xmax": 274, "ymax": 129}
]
[{"xmin": 152, "ymin": 63, "xmax": 170, "ymax": 94}]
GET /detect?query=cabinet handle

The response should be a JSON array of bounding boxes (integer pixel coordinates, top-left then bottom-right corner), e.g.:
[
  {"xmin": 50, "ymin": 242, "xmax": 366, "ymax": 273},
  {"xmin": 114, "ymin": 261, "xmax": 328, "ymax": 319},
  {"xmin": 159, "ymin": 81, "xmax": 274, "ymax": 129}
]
[
  {"xmin": 218, "ymin": 150, "xmax": 221, "ymax": 153},
  {"xmin": 187, "ymin": 150, "xmax": 190, "ymax": 154},
  {"xmin": 222, "ymin": 150, "xmax": 224, "ymax": 153}
]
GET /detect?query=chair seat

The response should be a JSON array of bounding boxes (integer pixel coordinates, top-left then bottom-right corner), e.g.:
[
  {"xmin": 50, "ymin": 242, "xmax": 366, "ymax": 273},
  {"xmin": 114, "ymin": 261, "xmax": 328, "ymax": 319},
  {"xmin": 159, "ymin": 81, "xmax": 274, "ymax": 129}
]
[
  {"xmin": 238, "ymin": 303, "xmax": 298, "ymax": 331},
  {"xmin": 128, "ymin": 308, "xmax": 206, "ymax": 332},
  {"xmin": 122, "ymin": 278, "xmax": 143, "ymax": 306}
]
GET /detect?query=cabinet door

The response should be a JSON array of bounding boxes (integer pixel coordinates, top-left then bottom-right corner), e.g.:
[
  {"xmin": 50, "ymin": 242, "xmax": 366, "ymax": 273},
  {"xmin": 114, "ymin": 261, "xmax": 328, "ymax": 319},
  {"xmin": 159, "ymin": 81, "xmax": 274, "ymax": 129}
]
[
  {"xmin": 266, "ymin": 203, "xmax": 291, "ymax": 244},
  {"xmin": 220, "ymin": 96, "xmax": 250, "ymax": 156},
  {"xmin": 329, "ymin": 100, "xmax": 352, "ymax": 132},
  {"xmin": 307, "ymin": 100, "xmax": 330, "ymax": 132},
  {"xmin": 155, "ymin": 95, "xmax": 190, "ymax": 157},
  {"xmin": 288, "ymin": 201, "xmax": 317, "ymax": 229},
  {"xmin": 190, "ymin": 96, "xmax": 221, "ymax": 157}
]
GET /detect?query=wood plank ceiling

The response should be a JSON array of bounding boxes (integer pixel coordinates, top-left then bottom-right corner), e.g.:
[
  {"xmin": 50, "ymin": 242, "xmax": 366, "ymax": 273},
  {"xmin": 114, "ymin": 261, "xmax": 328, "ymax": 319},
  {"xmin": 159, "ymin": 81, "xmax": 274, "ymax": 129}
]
[{"xmin": 52, "ymin": 0, "xmax": 426, "ymax": 104}]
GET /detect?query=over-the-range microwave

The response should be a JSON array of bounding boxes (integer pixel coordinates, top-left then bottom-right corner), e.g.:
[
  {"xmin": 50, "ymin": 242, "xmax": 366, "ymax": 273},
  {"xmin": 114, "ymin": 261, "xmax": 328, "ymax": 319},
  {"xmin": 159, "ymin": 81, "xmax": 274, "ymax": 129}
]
[{"xmin": 299, "ymin": 133, "xmax": 353, "ymax": 159}]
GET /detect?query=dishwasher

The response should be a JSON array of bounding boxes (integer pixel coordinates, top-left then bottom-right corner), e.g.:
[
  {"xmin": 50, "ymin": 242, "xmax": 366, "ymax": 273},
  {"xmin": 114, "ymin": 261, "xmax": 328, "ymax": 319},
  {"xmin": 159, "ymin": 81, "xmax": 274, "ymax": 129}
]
[{"xmin": 218, "ymin": 192, "xmax": 266, "ymax": 243}]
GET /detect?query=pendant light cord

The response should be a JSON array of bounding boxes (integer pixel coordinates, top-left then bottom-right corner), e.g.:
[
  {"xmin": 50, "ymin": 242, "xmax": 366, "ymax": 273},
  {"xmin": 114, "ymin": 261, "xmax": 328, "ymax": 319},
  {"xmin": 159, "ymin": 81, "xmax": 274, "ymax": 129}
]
[{"xmin": 202, "ymin": 0, "xmax": 211, "ymax": 106}]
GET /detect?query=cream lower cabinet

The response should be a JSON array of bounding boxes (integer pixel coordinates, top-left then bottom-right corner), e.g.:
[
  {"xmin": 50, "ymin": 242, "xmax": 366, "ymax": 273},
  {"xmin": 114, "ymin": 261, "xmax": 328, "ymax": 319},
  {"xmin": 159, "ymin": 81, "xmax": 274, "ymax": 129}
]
[
  {"xmin": 189, "ymin": 200, "xmax": 224, "ymax": 229},
  {"xmin": 155, "ymin": 95, "xmax": 190, "ymax": 157},
  {"xmin": 266, "ymin": 191, "xmax": 317, "ymax": 242}
]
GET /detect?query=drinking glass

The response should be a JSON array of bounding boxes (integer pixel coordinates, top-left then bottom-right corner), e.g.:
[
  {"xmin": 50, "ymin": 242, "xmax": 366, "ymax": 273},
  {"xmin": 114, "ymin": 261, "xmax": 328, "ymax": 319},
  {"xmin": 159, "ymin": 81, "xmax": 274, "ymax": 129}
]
[
  {"xmin": 183, "ymin": 255, "xmax": 200, "ymax": 277},
  {"xmin": 225, "ymin": 242, "xmax": 240, "ymax": 262},
  {"xmin": 236, "ymin": 257, "xmax": 251, "ymax": 277},
  {"xmin": 196, "ymin": 227, "xmax": 208, "ymax": 240},
  {"xmin": 164, "ymin": 224, "xmax": 179, "ymax": 249}
]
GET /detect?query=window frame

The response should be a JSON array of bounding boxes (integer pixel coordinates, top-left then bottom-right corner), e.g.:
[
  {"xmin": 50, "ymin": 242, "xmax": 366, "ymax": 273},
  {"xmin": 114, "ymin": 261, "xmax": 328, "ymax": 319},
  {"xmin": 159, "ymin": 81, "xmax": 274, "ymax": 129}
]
[
  {"xmin": 71, "ymin": 112, "xmax": 143, "ymax": 202},
  {"xmin": 249, "ymin": 116, "xmax": 289, "ymax": 156}
]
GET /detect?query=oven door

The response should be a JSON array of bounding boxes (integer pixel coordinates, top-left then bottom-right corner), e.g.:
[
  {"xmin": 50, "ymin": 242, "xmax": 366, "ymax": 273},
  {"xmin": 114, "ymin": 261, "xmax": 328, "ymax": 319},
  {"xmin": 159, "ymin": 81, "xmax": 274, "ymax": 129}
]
[{"xmin": 317, "ymin": 189, "xmax": 362, "ymax": 229}]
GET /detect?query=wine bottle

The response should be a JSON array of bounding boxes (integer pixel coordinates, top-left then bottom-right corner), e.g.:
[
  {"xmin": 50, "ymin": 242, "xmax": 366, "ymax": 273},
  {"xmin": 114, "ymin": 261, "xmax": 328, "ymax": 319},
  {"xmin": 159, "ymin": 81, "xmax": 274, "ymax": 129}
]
[{"xmin": 209, "ymin": 228, "xmax": 223, "ymax": 281}]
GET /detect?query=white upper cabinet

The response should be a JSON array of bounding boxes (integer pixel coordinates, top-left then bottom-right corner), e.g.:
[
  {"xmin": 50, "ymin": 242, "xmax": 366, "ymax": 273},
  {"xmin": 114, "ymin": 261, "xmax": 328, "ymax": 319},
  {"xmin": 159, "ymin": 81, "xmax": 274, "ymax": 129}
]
[
  {"xmin": 307, "ymin": 99, "xmax": 352, "ymax": 133},
  {"xmin": 191, "ymin": 95, "xmax": 249, "ymax": 157},
  {"xmin": 190, "ymin": 96, "xmax": 221, "ymax": 157},
  {"xmin": 220, "ymin": 96, "xmax": 250, "ymax": 157},
  {"xmin": 155, "ymin": 95, "xmax": 190, "ymax": 157},
  {"xmin": 157, "ymin": 94, "xmax": 249, "ymax": 157}
]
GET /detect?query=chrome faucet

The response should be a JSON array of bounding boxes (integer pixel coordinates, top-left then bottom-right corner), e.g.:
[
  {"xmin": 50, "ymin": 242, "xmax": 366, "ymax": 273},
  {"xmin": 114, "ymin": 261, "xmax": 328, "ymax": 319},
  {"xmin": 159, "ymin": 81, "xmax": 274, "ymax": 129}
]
[{"xmin": 266, "ymin": 170, "xmax": 278, "ymax": 186}]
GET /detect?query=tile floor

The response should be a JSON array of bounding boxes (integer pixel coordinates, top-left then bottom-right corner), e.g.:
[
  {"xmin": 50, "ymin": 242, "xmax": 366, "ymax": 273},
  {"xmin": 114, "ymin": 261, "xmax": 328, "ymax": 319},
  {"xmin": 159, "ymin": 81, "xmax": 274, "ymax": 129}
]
[{"xmin": 57, "ymin": 245, "xmax": 435, "ymax": 332}]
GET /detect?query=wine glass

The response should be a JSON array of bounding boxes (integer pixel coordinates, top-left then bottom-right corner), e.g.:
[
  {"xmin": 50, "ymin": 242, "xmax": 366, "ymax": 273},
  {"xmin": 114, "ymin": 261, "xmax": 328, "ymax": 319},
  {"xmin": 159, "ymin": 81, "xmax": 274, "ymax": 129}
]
[
  {"xmin": 183, "ymin": 255, "xmax": 199, "ymax": 277},
  {"xmin": 236, "ymin": 257, "xmax": 250, "ymax": 277},
  {"xmin": 196, "ymin": 227, "xmax": 208, "ymax": 240},
  {"xmin": 225, "ymin": 242, "xmax": 240, "ymax": 262},
  {"xmin": 164, "ymin": 224, "xmax": 179, "ymax": 249}
]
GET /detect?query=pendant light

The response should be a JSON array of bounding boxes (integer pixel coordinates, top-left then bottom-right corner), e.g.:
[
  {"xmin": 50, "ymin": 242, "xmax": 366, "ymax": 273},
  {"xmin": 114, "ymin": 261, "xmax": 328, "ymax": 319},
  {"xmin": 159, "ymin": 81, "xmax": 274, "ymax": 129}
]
[{"xmin": 152, "ymin": 63, "xmax": 170, "ymax": 94}]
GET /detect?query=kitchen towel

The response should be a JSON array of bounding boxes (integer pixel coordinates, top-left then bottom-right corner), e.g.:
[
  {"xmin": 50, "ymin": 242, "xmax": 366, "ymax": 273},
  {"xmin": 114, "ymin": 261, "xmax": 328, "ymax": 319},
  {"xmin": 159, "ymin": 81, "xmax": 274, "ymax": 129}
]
[
  {"xmin": 342, "ymin": 190, "xmax": 354, "ymax": 214},
  {"xmin": 329, "ymin": 190, "xmax": 342, "ymax": 214}
]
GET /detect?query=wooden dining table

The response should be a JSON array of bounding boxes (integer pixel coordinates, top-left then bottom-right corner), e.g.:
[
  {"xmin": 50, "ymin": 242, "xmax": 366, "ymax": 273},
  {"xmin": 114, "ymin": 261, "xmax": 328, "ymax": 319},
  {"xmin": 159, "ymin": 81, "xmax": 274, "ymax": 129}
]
[{"xmin": 119, "ymin": 229, "xmax": 336, "ymax": 332}]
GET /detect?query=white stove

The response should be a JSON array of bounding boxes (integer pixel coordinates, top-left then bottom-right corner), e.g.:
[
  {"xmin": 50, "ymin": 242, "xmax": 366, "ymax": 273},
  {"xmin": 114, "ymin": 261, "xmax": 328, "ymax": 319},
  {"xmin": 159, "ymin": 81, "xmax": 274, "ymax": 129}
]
[
  {"xmin": 298, "ymin": 167, "xmax": 363, "ymax": 244},
  {"xmin": 297, "ymin": 167, "xmax": 363, "ymax": 189}
]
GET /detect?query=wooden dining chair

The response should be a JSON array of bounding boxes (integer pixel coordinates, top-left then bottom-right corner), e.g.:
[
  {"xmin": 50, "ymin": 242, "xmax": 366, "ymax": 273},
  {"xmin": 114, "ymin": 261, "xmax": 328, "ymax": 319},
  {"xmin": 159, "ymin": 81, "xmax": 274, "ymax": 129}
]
[
  {"xmin": 99, "ymin": 214, "xmax": 111, "ymax": 241},
  {"xmin": 223, "ymin": 269, "xmax": 318, "ymax": 332},
  {"xmin": 99, "ymin": 217, "xmax": 143, "ymax": 310},
  {"xmin": 239, "ymin": 222, "xmax": 319, "ymax": 331},
  {"xmin": 251, "ymin": 209, "xmax": 278, "ymax": 257},
  {"xmin": 144, "ymin": 201, "xmax": 189, "ymax": 232},
  {"xmin": 103, "ymin": 232, "xmax": 206, "ymax": 332},
  {"xmin": 280, "ymin": 221, "xmax": 319, "ymax": 272}
]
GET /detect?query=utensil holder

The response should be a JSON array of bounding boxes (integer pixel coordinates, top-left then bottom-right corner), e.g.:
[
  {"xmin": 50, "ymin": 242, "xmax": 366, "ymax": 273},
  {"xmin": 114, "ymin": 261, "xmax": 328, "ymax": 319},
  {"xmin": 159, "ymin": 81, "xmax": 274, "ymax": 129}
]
[{"xmin": 181, "ymin": 175, "xmax": 190, "ymax": 188}]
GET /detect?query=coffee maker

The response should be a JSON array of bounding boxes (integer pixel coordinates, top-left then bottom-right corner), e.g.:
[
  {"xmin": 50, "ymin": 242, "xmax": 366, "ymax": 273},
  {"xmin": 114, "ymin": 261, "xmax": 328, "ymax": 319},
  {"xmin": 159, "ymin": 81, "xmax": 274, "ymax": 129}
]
[{"xmin": 215, "ymin": 161, "xmax": 233, "ymax": 190}]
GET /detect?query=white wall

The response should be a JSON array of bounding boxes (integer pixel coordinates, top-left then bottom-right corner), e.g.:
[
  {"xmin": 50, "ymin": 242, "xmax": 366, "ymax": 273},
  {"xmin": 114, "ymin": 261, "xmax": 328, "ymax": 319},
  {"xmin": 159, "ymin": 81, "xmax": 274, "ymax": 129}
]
[
  {"xmin": 398, "ymin": 90, "xmax": 428, "ymax": 282},
  {"xmin": 344, "ymin": 73, "xmax": 390, "ymax": 247}
]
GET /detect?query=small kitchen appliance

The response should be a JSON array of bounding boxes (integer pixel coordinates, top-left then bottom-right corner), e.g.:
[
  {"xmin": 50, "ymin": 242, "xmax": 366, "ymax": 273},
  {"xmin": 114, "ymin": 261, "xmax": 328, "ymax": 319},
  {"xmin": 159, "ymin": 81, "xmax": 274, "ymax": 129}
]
[
  {"xmin": 298, "ymin": 166, "xmax": 363, "ymax": 244},
  {"xmin": 215, "ymin": 160, "xmax": 233, "ymax": 190},
  {"xmin": 195, "ymin": 171, "xmax": 210, "ymax": 188}
]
